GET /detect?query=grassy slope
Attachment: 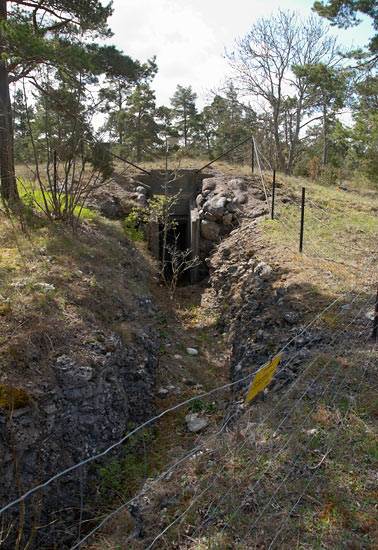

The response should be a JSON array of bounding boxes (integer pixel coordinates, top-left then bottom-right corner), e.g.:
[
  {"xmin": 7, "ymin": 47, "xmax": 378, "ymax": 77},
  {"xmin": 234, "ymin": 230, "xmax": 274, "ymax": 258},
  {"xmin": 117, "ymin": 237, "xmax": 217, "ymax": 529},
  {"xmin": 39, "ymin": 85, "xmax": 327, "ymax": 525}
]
[{"xmin": 0, "ymin": 188, "xmax": 153, "ymax": 406}]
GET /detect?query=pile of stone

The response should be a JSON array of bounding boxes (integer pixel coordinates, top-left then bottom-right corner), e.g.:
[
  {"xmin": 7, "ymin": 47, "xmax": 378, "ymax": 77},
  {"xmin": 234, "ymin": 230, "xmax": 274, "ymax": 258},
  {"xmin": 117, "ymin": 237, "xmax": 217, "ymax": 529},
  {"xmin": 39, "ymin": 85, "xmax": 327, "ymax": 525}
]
[{"xmin": 196, "ymin": 176, "xmax": 248, "ymax": 257}]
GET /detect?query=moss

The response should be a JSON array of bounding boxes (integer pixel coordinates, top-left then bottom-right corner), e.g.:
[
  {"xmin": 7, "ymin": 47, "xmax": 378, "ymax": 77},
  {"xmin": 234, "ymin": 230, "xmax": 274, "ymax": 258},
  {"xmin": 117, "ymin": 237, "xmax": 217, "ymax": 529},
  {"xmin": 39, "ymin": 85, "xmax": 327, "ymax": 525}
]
[{"xmin": 0, "ymin": 384, "xmax": 31, "ymax": 409}]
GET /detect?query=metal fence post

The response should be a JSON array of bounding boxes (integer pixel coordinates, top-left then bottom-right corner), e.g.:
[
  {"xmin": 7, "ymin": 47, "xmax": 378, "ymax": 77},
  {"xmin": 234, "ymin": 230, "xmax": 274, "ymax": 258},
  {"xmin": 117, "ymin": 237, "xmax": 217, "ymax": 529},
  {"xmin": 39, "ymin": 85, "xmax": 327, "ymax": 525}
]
[
  {"xmin": 251, "ymin": 138, "xmax": 255, "ymax": 175},
  {"xmin": 373, "ymin": 285, "xmax": 378, "ymax": 341},
  {"xmin": 271, "ymin": 170, "xmax": 276, "ymax": 220},
  {"xmin": 299, "ymin": 187, "xmax": 305, "ymax": 253}
]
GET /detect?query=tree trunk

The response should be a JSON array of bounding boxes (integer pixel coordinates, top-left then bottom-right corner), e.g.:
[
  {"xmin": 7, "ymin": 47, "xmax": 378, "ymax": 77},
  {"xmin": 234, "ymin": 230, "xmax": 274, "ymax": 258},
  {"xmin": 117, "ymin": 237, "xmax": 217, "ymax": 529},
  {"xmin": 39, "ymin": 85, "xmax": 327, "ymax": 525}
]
[
  {"xmin": 0, "ymin": 0, "xmax": 19, "ymax": 205},
  {"xmin": 136, "ymin": 111, "xmax": 141, "ymax": 163},
  {"xmin": 287, "ymin": 94, "xmax": 303, "ymax": 175},
  {"xmin": 273, "ymin": 109, "xmax": 285, "ymax": 172},
  {"xmin": 183, "ymin": 104, "xmax": 187, "ymax": 149},
  {"xmin": 322, "ymin": 102, "xmax": 327, "ymax": 167}
]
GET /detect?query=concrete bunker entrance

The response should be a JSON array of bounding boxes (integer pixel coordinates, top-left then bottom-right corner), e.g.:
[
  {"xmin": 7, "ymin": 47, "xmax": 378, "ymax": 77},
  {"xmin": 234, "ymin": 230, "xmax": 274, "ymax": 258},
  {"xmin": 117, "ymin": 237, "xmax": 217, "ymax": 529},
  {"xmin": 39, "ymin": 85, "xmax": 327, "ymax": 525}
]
[{"xmin": 138, "ymin": 169, "xmax": 211, "ymax": 284}]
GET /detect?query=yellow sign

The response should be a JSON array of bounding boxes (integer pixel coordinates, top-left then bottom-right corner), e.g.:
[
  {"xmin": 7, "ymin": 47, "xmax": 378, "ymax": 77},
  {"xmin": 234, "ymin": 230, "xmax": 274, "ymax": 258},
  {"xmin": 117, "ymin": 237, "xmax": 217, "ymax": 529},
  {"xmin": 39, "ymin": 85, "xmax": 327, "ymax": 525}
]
[{"xmin": 245, "ymin": 354, "xmax": 282, "ymax": 404}]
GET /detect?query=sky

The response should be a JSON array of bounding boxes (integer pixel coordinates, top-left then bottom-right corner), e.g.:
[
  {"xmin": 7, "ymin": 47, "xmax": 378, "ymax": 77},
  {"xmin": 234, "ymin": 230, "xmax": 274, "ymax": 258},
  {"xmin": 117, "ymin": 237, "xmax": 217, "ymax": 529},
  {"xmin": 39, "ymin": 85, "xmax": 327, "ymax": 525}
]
[{"xmin": 106, "ymin": 0, "xmax": 375, "ymax": 108}]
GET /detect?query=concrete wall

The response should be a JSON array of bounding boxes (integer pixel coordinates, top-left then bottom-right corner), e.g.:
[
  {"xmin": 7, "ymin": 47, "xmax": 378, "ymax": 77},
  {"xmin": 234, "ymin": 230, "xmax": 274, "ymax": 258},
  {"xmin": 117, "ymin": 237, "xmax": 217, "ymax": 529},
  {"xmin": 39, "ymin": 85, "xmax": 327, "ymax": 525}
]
[{"xmin": 143, "ymin": 170, "xmax": 212, "ymax": 284}]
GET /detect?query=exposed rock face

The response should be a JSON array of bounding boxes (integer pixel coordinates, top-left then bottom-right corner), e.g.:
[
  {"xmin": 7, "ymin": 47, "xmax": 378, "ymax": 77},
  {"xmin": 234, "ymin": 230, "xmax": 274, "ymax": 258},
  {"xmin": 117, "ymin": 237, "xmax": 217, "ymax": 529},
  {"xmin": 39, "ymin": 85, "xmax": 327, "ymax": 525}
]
[{"xmin": 0, "ymin": 328, "xmax": 159, "ymax": 548}]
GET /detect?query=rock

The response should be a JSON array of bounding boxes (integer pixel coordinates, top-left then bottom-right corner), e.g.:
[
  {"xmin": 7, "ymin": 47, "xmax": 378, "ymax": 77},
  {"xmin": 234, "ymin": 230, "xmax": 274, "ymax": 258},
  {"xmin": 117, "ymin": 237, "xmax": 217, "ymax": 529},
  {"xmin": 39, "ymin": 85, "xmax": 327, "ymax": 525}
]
[
  {"xmin": 284, "ymin": 312, "xmax": 297, "ymax": 325},
  {"xmin": 196, "ymin": 194, "xmax": 205, "ymax": 208},
  {"xmin": 136, "ymin": 193, "xmax": 147, "ymax": 203},
  {"xmin": 158, "ymin": 388, "xmax": 169, "ymax": 395},
  {"xmin": 201, "ymin": 220, "xmax": 220, "ymax": 242},
  {"xmin": 99, "ymin": 199, "xmax": 119, "ymax": 218},
  {"xmin": 185, "ymin": 413, "xmax": 209, "ymax": 432},
  {"xmin": 222, "ymin": 213, "xmax": 233, "ymax": 226},
  {"xmin": 254, "ymin": 262, "xmax": 273, "ymax": 280},
  {"xmin": 248, "ymin": 206, "xmax": 267, "ymax": 219},
  {"xmin": 136, "ymin": 186, "xmax": 147, "ymax": 195},
  {"xmin": 228, "ymin": 178, "xmax": 246, "ymax": 191},
  {"xmin": 233, "ymin": 192, "xmax": 248, "ymax": 205},
  {"xmin": 202, "ymin": 178, "xmax": 216, "ymax": 192},
  {"xmin": 204, "ymin": 212, "xmax": 218, "ymax": 222},
  {"xmin": 173, "ymin": 354, "xmax": 182, "ymax": 359},
  {"xmin": 186, "ymin": 347, "xmax": 198, "ymax": 356},
  {"xmin": 200, "ymin": 239, "xmax": 214, "ymax": 253},
  {"xmin": 204, "ymin": 196, "xmax": 227, "ymax": 220},
  {"xmin": 226, "ymin": 201, "xmax": 239, "ymax": 213},
  {"xmin": 36, "ymin": 282, "xmax": 56, "ymax": 291}
]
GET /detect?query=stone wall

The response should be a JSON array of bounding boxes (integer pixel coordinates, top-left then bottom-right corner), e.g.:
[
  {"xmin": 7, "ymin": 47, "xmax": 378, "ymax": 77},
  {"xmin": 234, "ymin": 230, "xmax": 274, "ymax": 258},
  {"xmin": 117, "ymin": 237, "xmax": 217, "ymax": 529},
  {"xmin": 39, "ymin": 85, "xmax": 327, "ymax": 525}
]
[{"xmin": 196, "ymin": 176, "xmax": 249, "ymax": 263}]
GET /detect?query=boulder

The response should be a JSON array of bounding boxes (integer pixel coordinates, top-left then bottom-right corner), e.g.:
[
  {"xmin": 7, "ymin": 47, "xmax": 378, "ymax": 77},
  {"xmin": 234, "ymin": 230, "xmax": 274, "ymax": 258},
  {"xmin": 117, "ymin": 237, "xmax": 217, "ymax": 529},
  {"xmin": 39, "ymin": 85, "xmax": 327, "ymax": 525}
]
[
  {"xmin": 201, "ymin": 220, "xmax": 220, "ymax": 241},
  {"xmin": 204, "ymin": 196, "xmax": 227, "ymax": 220},
  {"xmin": 202, "ymin": 178, "xmax": 217, "ymax": 192},
  {"xmin": 204, "ymin": 212, "xmax": 218, "ymax": 222},
  {"xmin": 226, "ymin": 201, "xmax": 239, "ymax": 213}
]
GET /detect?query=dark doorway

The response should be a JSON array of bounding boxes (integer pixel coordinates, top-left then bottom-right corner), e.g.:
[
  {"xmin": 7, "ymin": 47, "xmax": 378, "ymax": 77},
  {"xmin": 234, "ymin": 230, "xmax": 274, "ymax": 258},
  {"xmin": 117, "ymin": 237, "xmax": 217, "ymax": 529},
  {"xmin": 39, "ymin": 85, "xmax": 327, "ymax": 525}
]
[{"xmin": 159, "ymin": 218, "xmax": 190, "ymax": 284}]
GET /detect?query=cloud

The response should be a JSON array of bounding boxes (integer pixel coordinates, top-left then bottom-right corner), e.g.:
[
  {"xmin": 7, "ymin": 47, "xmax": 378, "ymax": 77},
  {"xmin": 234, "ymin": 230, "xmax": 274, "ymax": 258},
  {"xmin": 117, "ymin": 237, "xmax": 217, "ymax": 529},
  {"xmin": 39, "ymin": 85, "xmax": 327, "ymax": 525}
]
[{"xmin": 106, "ymin": 0, "xmax": 374, "ymax": 109}]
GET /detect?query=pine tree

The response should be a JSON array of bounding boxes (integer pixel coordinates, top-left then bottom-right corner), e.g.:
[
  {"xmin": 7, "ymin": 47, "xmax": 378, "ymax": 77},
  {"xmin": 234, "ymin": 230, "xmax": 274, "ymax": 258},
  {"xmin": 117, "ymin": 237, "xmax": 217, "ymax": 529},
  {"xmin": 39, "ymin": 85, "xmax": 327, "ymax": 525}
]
[
  {"xmin": 170, "ymin": 85, "xmax": 198, "ymax": 150},
  {"xmin": 0, "ymin": 0, "xmax": 140, "ymax": 206},
  {"xmin": 120, "ymin": 83, "xmax": 160, "ymax": 163}
]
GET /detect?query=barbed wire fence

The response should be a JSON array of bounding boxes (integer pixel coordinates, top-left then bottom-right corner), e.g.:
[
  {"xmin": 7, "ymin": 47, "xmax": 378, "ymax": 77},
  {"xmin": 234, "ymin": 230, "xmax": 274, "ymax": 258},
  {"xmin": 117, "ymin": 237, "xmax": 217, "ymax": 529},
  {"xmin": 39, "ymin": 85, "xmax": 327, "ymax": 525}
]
[{"xmin": 0, "ymin": 253, "xmax": 376, "ymax": 548}]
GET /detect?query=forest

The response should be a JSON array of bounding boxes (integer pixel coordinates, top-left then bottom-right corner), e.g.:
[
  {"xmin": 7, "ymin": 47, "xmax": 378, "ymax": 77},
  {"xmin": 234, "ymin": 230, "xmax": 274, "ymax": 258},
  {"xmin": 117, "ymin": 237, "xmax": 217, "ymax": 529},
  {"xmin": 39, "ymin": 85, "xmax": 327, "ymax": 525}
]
[{"xmin": 1, "ymin": 0, "xmax": 378, "ymax": 216}]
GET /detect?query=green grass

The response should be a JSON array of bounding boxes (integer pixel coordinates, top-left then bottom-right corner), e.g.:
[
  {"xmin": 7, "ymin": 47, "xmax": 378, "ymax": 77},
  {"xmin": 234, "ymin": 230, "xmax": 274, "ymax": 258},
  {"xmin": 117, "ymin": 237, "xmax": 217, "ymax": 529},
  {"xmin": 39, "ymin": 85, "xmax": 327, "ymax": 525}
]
[
  {"xmin": 18, "ymin": 179, "xmax": 98, "ymax": 223},
  {"xmin": 261, "ymin": 173, "xmax": 378, "ymax": 293}
]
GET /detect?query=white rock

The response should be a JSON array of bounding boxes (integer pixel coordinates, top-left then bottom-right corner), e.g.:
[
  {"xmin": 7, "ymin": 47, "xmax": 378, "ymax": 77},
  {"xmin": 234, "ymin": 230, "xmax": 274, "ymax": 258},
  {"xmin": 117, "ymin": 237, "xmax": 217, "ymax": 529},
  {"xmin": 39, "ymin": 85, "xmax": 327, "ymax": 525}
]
[
  {"xmin": 136, "ymin": 193, "xmax": 146, "ymax": 203},
  {"xmin": 254, "ymin": 262, "xmax": 273, "ymax": 280},
  {"xmin": 186, "ymin": 347, "xmax": 198, "ymax": 356},
  {"xmin": 173, "ymin": 354, "xmax": 182, "ymax": 359},
  {"xmin": 36, "ymin": 282, "xmax": 56, "ymax": 291},
  {"xmin": 185, "ymin": 413, "xmax": 209, "ymax": 432}
]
